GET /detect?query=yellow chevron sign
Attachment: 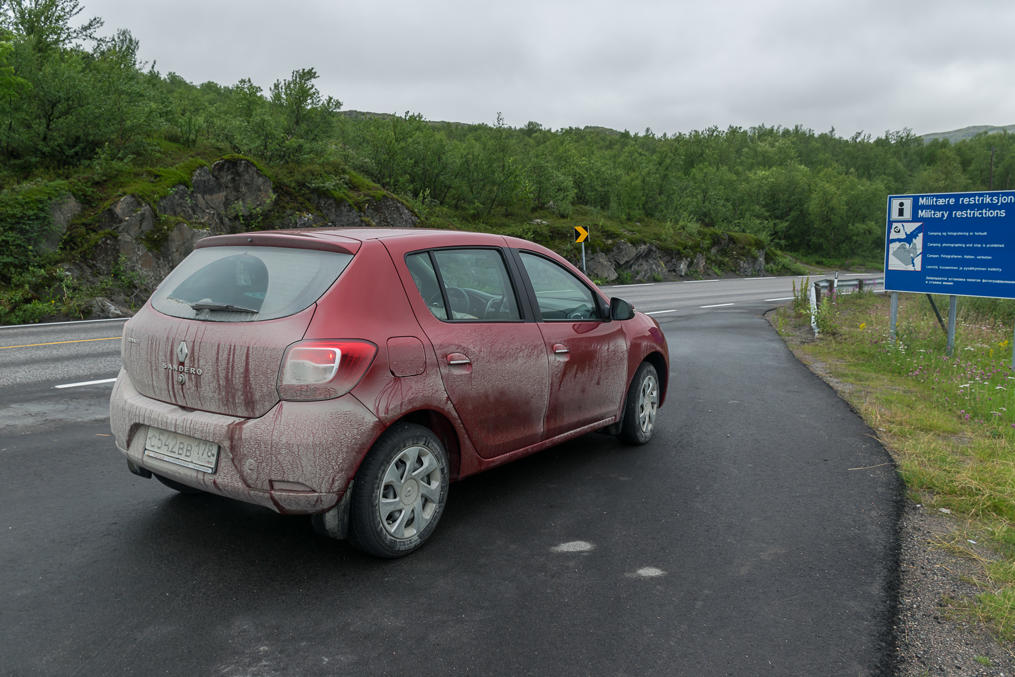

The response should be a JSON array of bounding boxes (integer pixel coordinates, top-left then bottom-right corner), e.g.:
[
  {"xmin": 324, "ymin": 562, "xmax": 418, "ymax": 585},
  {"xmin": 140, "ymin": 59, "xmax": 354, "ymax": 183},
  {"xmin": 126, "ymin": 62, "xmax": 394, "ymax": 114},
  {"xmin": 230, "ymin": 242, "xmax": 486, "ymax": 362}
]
[{"xmin": 574, "ymin": 226, "xmax": 589, "ymax": 243}]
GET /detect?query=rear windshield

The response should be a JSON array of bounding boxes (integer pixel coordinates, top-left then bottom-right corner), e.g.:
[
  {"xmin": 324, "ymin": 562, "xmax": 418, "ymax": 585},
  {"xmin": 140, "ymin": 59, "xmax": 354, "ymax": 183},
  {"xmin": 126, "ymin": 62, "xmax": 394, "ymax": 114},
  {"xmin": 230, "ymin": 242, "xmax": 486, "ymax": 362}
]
[{"xmin": 150, "ymin": 246, "xmax": 353, "ymax": 322}]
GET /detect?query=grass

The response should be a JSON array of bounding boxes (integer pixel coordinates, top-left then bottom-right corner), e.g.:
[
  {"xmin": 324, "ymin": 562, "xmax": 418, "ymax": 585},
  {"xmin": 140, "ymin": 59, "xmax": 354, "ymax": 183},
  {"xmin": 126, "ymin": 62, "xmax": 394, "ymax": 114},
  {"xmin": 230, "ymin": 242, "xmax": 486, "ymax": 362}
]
[{"xmin": 774, "ymin": 290, "xmax": 1015, "ymax": 642}]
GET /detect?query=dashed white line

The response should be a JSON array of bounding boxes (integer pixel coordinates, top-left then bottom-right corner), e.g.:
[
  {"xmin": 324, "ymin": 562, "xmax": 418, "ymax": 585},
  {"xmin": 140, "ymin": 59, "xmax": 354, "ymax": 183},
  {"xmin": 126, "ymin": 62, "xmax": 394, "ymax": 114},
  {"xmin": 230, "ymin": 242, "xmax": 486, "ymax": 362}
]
[
  {"xmin": 764, "ymin": 297, "xmax": 795, "ymax": 302},
  {"xmin": 54, "ymin": 377, "xmax": 118, "ymax": 389},
  {"xmin": 700, "ymin": 303, "xmax": 735, "ymax": 309},
  {"xmin": 646, "ymin": 309, "xmax": 678, "ymax": 316}
]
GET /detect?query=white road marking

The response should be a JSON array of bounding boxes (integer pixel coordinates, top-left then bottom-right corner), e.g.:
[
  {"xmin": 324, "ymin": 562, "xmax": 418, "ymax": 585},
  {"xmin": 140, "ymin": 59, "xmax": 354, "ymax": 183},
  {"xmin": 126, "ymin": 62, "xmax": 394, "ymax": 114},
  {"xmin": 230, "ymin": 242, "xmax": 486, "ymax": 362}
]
[
  {"xmin": 700, "ymin": 303, "xmax": 735, "ymax": 309},
  {"xmin": 603, "ymin": 282, "xmax": 655, "ymax": 288},
  {"xmin": 551, "ymin": 541, "xmax": 595, "ymax": 553},
  {"xmin": 646, "ymin": 309, "xmax": 678, "ymax": 316},
  {"xmin": 54, "ymin": 377, "xmax": 118, "ymax": 389},
  {"xmin": 628, "ymin": 567, "xmax": 666, "ymax": 578},
  {"xmin": 744, "ymin": 277, "xmax": 769, "ymax": 280},
  {"xmin": 0, "ymin": 317, "xmax": 129, "ymax": 330},
  {"xmin": 764, "ymin": 297, "xmax": 795, "ymax": 302}
]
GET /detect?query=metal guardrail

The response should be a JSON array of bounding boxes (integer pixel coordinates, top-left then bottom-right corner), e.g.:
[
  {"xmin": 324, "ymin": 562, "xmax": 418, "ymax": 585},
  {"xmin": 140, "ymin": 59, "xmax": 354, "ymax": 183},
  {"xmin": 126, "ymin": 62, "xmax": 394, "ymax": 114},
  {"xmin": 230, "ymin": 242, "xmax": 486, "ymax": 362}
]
[
  {"xmin": 812, "ymin": 276, "xmax": 884, "ymax": 304},
  {"xmin": 808, "ymin": 276, "xmax": 884, "ymax": 337}
]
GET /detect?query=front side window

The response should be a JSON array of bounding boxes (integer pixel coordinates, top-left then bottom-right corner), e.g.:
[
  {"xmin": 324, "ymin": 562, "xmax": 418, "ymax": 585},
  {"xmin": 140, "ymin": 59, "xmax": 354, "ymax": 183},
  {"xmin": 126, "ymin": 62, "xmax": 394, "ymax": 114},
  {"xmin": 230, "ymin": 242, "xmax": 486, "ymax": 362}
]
[
  {"xmin": 150, "ymin": 246, "xmax": 352, "ymax": 322},
  {"xmin": 407, "ymin": 248, "xmax": 520, "ymax": 321},
  {"xmin": 519, "ymin": 252, "xmax": 599, "ymax": 321}
]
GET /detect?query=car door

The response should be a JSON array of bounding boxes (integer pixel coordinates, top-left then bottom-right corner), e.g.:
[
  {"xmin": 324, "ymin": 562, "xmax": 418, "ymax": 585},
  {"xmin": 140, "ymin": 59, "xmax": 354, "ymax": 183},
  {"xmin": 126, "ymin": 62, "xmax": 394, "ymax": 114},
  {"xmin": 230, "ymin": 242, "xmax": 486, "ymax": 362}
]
[
  {"xmin": 515, "ymin": 250, "xmax": 629, "ymax": 438},
  {"xmin": 402, "ymin": 248, "xmax": 550, "ymax": 459}
]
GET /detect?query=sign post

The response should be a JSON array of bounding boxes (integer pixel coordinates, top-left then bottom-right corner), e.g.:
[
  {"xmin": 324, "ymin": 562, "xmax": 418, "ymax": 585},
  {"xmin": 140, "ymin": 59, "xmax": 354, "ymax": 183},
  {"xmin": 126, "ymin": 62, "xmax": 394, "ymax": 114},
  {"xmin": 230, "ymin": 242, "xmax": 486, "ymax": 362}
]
[
  {"xmin": 574, "ymin": 226, "xmax": 589, "ymax": 274},
  {"xmin": 889, "ymin": 292, "xmax": 898, "ymax": 345},
  {"xmin": 885, "ymin": 191, "xmax": 1015, "ymax": 363}
]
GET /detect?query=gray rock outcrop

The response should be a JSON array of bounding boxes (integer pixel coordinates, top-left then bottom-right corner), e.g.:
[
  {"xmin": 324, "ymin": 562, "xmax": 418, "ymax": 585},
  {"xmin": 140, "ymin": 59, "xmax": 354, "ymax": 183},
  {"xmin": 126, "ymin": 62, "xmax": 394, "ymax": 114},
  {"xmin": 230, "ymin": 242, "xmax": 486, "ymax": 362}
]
[
  {"xmin": 84, "ymin": 158, "xmax": 420, "ymax": 305},
  {"xmin": 576, "ymin": 239, "xmax": 765, "ymax": 283},
  {"xmin": 36, "ymin": 193, "xmax": 82, "ymax": 254}
]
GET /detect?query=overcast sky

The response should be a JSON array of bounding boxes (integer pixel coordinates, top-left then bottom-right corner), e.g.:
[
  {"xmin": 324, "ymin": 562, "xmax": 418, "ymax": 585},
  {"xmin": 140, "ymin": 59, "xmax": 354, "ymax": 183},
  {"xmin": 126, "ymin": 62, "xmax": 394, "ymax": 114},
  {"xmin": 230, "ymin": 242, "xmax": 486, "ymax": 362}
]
[{"xmin": 80, "ymin": 0, "xmax": 1015, "ymax": 137}]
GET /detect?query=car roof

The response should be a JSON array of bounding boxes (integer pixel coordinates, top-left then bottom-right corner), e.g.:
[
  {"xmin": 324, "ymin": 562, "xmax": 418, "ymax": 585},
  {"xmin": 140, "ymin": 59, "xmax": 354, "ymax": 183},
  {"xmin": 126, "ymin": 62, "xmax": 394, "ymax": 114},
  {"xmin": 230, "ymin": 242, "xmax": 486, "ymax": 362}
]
[
  {"xmin": 276, "ymin": 227, "xmax": 507, "ymax": 243},
  {"xmin": 197, "ymin": 227, "xmax": 540, "ymax": 253}
]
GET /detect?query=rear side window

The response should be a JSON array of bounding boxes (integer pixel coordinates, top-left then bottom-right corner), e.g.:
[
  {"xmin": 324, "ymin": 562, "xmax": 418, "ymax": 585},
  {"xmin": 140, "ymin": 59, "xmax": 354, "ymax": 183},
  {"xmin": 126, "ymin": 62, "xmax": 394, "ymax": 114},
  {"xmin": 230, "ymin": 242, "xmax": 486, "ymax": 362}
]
[
  {"xmin": 405, "ymin": 248, "xmax": 521, "ymax": 321},
  {"xmin": 432, "ymin": 249, "xmax": 520, "ymax": 321},
  {"xmin": 405, "ymin": 253, "xmax": 448, "ymax": 320},
  {"xmin": 150, "ymin": 246, "xmax": 353, "ymax": 322}
]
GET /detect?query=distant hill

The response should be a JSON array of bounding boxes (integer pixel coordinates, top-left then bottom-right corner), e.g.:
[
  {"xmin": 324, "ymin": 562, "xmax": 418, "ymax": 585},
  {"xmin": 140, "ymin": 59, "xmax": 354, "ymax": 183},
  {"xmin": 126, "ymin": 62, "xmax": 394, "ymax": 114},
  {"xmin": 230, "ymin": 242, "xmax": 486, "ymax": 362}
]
[{"xmin": 921, "ymin": 124, "xmax": 1015, "ymax": 144}]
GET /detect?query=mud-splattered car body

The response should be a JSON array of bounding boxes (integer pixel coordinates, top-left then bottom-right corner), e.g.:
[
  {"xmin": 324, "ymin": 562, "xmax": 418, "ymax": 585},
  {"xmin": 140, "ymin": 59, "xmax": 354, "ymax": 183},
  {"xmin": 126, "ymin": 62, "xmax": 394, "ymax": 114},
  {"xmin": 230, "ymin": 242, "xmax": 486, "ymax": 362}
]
[{"xmin": 110, "ymin": 228, "xmax": 669, "ymax": 556}]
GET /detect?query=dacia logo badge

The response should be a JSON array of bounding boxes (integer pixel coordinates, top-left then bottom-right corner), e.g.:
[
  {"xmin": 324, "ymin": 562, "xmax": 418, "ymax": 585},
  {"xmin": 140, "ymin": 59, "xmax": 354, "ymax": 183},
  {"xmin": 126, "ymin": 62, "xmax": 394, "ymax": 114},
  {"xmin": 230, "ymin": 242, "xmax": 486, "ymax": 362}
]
[{"xmin": 177, "ymin": 341, "xmax": 189, "ymax": 363}]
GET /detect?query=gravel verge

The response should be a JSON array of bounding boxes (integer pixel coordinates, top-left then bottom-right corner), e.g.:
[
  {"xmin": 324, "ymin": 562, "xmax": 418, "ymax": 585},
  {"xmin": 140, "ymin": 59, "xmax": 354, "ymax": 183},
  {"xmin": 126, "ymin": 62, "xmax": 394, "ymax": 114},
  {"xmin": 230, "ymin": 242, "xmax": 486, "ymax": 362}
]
[{"xmin": 896, "ymin": 503, "xmax": 1014, "ymax": 676}]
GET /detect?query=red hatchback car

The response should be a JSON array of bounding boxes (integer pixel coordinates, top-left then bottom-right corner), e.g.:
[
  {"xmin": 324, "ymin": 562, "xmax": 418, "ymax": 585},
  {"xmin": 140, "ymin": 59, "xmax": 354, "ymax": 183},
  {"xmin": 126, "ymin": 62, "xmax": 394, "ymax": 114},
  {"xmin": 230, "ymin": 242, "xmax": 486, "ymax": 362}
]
[{"xmin": 110, "ymin": 228, "xmax": 669, "ymax": 557}]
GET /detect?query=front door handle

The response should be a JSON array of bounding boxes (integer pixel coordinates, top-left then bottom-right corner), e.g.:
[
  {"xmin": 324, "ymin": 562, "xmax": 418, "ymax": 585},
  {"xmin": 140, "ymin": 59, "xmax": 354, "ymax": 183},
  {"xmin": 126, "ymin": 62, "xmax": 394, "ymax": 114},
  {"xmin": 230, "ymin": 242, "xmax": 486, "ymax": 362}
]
[
  {"xmin": 446, "ymin": 353, "xmax": 471, "ymax": 366},
  {"xmin": 552, "ymin": 344, "xmax": 569, "ymax": 355}
]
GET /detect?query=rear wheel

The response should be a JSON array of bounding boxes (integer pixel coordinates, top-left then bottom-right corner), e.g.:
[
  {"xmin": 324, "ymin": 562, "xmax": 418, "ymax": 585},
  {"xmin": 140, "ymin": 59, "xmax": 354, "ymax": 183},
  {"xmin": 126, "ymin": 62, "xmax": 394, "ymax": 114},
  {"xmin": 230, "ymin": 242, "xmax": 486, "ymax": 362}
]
[
  {"xmin": 619, "ymin": 362, "xmax": 660, "ymax": 445},
  {"xmin": 348, "ymin": 423, "xmax": 449, "ymax": 558},
  {"xmin": 153, "ymin": 473, "xmax": 202, "ymax": 494}
]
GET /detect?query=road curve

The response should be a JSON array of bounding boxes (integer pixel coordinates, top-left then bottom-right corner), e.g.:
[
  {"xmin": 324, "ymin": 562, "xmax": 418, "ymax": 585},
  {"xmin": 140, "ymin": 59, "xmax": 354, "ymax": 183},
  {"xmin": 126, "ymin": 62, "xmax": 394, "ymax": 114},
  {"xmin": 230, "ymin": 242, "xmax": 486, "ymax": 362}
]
[{"xmin": 0, "ymin": 276, "xmax": 899, "ymax": 675}]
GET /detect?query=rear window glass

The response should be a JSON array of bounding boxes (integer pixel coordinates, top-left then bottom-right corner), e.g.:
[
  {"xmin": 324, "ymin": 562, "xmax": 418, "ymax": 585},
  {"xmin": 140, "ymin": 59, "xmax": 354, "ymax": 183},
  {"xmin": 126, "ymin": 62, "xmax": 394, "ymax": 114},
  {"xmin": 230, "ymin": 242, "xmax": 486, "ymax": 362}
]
[{"xmin": 150, "ymin": 246, "xmax": 353, "ymax": 322}]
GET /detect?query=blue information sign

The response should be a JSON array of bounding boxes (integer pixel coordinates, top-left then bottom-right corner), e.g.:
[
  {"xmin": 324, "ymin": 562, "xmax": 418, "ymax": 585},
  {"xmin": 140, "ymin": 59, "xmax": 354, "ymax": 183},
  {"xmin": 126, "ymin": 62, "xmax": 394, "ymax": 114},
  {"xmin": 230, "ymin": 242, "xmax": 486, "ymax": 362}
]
[{"xmin": 884, "ymin": 191, "xmax": 1015, "ymax": 299}]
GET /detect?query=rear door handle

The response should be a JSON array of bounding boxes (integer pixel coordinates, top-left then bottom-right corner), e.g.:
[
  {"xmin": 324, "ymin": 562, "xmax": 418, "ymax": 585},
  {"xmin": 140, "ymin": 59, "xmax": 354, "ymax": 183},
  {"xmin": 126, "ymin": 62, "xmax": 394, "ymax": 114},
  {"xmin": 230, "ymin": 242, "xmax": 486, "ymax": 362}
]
[
  {"xmin": 446, "ymin": 353, "xmax": 471, "ymax": 365},
  {"xmin": 552, "ymin": 344, "xmax": 569, "ymax": 355}
]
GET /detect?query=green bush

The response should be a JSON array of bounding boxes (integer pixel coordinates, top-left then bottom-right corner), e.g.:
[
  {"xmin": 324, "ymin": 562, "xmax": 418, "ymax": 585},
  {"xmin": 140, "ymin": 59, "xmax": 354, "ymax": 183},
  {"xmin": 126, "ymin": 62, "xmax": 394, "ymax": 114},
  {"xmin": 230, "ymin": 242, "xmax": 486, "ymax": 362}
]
[{"xmin": 0, "ymin": 180, "xmax": 73, "ymax": 284}]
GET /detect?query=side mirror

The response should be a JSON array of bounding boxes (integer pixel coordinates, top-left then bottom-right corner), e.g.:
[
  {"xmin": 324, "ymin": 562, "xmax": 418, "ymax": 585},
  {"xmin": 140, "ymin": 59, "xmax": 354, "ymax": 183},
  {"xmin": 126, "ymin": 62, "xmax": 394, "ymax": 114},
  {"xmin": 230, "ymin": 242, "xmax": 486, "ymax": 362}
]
[{"xmin": 610, "ymin": 297, "xmax": 635, "ymax": 321}]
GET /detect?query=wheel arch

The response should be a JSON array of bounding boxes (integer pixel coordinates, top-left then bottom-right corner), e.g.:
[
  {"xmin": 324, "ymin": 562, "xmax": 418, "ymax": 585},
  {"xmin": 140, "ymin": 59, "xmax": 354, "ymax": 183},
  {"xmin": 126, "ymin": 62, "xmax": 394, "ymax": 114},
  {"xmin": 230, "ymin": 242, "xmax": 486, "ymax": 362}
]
[
  {"xmin": 643, "ymin": 350, "xmax": 668, "ymax": 406},
  {"xmin": 387, "ymin": 409, "xmax": 463, "ymax": 480}
]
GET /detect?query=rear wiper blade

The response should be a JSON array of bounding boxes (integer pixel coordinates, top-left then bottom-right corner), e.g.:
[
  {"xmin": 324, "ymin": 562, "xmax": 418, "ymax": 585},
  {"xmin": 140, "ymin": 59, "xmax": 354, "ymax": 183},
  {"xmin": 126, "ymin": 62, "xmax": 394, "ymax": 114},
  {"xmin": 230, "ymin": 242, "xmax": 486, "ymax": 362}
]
[{"xmin": 189, "ymin": 301, "xmax": 258, "ymax": 313}]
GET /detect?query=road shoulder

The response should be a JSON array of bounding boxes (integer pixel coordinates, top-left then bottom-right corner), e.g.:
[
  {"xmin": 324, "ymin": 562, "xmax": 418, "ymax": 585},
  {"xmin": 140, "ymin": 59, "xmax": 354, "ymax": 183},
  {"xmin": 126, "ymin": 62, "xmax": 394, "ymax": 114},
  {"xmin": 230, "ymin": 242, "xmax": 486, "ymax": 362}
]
[{"xmin": 767, "ymin": 310, "xmax": 1015, "ymax": 675}]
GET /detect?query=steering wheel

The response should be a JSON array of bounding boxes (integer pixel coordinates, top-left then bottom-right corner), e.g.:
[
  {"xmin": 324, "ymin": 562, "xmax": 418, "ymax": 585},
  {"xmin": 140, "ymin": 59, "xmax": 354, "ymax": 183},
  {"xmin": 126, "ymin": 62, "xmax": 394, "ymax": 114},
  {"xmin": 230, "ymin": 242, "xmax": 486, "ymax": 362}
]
[
  {"xmin": 566, "ymin": 304, "xmax": 592, "ymax": 320},
  {"xmin": 484, "ymin": 295, "xmax": 504, "ymax": 318}
]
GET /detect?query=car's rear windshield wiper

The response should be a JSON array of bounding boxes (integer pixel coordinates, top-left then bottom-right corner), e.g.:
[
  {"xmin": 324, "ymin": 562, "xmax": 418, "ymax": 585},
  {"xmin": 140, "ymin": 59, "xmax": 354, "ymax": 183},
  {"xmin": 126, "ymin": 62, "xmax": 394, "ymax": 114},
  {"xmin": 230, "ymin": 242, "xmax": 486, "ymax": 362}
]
[{"xmin": 188, "ymin": 301, "xmax": 258, "ymax": 313}]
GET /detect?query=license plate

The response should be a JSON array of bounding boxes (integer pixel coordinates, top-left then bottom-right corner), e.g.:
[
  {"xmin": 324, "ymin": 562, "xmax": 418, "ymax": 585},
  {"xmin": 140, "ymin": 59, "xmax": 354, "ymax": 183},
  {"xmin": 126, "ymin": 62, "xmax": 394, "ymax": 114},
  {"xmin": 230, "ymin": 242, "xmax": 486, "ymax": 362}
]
[{"xmin": 144, "ymin": 427, "xmax": 219, "ymax": 473}]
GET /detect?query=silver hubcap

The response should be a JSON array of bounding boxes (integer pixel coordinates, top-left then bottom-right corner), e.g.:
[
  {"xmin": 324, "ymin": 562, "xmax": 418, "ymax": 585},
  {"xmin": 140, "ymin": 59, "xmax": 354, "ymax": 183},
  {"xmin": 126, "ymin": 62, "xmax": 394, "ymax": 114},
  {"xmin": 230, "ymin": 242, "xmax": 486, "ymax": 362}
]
[
  {"xmin": 637, "ymin": 372, "xmax": 659, "ymax": 434},
  {"xmin": 378, "ymin": 445, "xmax": 443, "ymax": 540}
]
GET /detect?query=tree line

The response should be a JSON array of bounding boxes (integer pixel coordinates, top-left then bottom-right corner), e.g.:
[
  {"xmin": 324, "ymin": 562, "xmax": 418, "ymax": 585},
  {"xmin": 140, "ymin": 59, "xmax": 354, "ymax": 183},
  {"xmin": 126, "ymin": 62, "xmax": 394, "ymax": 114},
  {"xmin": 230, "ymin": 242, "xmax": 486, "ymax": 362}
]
[{"xmin": 3, "ymin": 0, "xmax": 1015, "ymax": 264}]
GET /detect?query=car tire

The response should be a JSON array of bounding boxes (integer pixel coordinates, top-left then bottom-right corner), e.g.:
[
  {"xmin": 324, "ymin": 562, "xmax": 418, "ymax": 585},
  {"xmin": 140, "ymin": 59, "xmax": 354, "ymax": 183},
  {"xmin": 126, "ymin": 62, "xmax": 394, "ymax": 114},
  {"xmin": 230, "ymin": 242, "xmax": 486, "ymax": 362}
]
[
  {"xmin": 153, "ymin": 473, "xmax": 203, "ymax": 494},
  {"xmin": 348, "ymin": 423, "xmax": 449, "ymax": 558},
  {"xmin": 619, "ymin": 362, "xmax": 660, "ymax": 445}
]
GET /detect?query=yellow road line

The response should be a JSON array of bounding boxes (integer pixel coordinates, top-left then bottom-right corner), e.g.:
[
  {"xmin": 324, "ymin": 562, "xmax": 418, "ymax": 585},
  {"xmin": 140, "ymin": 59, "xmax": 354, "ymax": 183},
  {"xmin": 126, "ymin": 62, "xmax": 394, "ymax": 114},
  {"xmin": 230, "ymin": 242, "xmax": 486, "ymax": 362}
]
[{"xmin": 0, "ymin": 336, "xmax": 122, "ymax": 350}]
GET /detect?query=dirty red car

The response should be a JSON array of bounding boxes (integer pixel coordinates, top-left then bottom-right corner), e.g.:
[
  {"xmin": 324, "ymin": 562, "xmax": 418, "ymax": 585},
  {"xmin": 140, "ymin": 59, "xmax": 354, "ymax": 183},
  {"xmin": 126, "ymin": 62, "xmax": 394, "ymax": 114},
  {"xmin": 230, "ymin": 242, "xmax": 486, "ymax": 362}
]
[{"xmin": 109, "ymin": 228, "xmax": 669, "ymax": 557}]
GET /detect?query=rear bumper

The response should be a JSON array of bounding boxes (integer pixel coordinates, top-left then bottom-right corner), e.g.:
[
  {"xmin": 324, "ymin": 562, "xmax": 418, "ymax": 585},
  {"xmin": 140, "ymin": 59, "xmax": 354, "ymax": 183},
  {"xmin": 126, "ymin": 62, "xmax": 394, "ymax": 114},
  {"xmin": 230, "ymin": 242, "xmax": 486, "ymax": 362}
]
[{"xmin": 109, "ymin": 368, "xmax": 384, "ymax": 515}]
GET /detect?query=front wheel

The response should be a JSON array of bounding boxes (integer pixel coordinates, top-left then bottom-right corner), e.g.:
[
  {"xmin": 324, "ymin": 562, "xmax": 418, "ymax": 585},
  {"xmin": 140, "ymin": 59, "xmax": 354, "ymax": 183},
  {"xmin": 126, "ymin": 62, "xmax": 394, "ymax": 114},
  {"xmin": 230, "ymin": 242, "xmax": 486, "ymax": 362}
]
[
  {"xmin": 619, "ymin": 362, "xmax": 660, "ymax": 445},
  {"xmin": 348, "ymin": 423, "xmax": 450, "ymax": 558}
]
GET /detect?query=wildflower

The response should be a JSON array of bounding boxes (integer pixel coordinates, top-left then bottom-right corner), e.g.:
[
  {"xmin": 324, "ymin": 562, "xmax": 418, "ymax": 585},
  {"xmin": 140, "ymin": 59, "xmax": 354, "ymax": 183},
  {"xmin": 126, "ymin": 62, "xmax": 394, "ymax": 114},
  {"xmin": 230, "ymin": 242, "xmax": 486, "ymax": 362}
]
[{"xmin": 859, "ymin": 322, "xmax": 866, "ymax": 330}]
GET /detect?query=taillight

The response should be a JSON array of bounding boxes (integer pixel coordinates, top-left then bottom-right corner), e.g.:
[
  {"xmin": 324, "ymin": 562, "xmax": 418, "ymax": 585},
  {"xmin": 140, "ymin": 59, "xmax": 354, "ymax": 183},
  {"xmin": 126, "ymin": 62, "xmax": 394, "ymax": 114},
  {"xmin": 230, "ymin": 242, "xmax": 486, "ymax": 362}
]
[{"xmin": 277, "ymin": 340, "xmax": 377, "ymax": 401}]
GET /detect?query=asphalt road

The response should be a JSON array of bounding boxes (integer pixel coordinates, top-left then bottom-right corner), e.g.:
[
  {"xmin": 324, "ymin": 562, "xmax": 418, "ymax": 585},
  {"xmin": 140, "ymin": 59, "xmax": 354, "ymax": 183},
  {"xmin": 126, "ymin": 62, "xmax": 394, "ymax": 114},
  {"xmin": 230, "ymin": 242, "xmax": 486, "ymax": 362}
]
[{"xmin": 0, "ymin": 275, "xmax": 900, "ymax": 676}]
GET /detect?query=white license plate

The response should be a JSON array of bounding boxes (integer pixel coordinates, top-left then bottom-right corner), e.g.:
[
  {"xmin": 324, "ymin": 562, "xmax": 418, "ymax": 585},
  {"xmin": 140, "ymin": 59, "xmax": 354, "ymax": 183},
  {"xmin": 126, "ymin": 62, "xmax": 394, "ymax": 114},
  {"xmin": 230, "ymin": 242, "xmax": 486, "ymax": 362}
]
[{"xmin": 144, "ymin": 427, "xmax": 219, "ymax": 473}]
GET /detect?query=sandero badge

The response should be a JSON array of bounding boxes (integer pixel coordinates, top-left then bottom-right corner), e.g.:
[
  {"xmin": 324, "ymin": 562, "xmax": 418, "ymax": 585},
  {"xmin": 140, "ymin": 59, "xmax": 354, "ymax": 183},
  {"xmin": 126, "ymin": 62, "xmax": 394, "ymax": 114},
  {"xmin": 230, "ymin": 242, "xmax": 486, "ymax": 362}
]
[
  {"xmin": 160, "ymin": 339, "xmax": 203, "ymax": 385},
  {"xmin": 110, "ymin": 228, "xmax": 669, "ymax": 557}
]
